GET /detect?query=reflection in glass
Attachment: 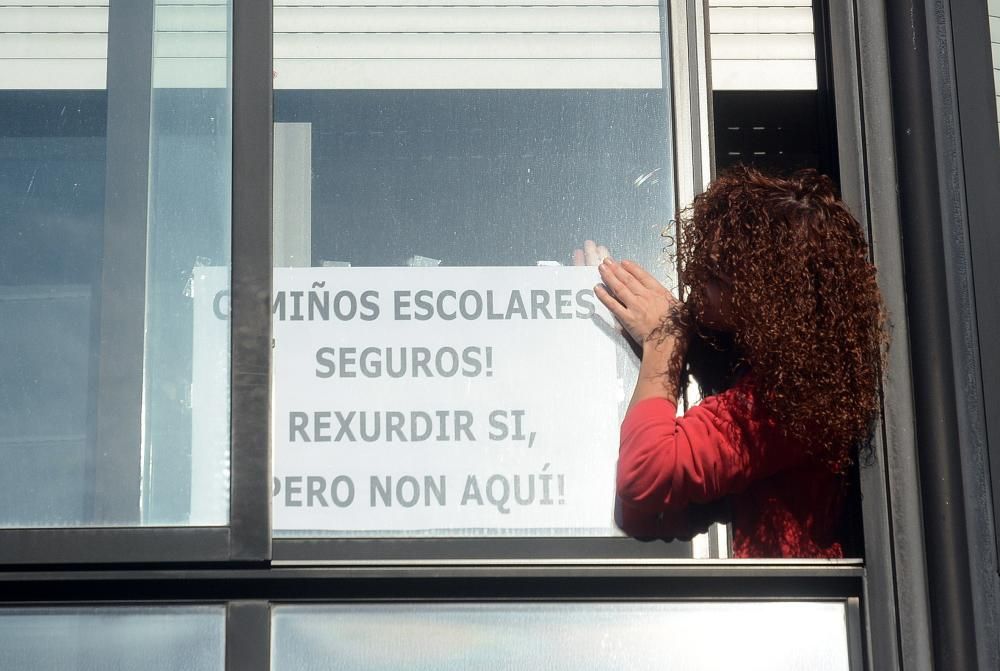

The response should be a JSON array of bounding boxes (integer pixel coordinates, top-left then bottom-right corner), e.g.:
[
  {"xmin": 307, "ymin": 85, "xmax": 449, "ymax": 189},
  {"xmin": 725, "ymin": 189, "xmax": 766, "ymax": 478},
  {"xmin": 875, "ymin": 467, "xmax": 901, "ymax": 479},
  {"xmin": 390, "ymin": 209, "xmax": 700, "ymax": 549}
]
[
  {"xmin": 0, "ymin": 1, "xmax": 231, "ymax": 526},
  {"xmin": 0, "ymin": 606, "xmax": 225, "ymax": 671},
  {"xmin": 275, "ymin": 91, "xmax": 671, "ymax": 270},
  {"xmin": 145, "ymin": 0, "xmax": 232, "ymax": 525},
  {"xmin": 272, "ymin": 602, "xmax": 851, "ymax": 671}
]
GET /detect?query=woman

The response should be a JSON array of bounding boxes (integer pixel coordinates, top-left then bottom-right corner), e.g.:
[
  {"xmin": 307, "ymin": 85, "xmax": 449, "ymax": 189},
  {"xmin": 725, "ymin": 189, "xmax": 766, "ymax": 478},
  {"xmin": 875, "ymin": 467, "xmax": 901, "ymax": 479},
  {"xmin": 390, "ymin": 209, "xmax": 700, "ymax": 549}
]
[{"xmin": 595, "ymin": 167, "xmax": 885, "ymax": 558}]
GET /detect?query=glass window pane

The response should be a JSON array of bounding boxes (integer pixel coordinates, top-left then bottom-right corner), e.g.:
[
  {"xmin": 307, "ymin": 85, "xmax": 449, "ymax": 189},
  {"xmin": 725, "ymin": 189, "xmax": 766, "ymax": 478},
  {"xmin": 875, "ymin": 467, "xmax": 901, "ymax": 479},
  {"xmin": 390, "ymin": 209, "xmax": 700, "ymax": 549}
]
[
  {"xmin": 0, "ymin": 606, "xmax": 225, "ymax": 671},
  {"xmin": 0, "ymin": 1, "xmax": 231, "ymax": 527},
  {"xmin": 270, "ymin": 1, "xmax": 674, "ymax": 538},
  {"xmin": 271, "ymin": 602, "xmax": 852, "ymax": 670}
]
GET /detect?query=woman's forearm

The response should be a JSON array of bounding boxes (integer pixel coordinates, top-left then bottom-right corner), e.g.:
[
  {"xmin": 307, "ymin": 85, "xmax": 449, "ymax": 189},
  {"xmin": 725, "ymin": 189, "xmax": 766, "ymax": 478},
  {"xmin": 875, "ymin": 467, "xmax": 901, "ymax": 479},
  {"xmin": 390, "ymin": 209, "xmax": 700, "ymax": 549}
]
[{"xmin": 628, "ymin": 335, "xmax": 683, "ymax": 410}]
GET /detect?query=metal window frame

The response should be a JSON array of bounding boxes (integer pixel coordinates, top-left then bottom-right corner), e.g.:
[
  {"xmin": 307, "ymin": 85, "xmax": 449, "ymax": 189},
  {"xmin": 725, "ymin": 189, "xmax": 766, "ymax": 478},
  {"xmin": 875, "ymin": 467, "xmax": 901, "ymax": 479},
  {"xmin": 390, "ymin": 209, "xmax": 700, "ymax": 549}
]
[
  {"xmin": 92, "ymin": 0, "xmax": 154, "ymax": 526},
  {"xmin": 0, "ymin": 561, "xmax": 866, "ymax": 667},
  {"xmin": 822, "ymin": 3, "xmax": 930, "ymax": 669},
  {"xmin": 718, "ymin": 0, "xmax": 985, "ymax": 668},
  {"xmin": 0, "ymin": 0, "xmax": 272, "ymax": 567},
  {"xmin": 269, "ymin": 0, "xmax": 720, "ymax": 568},
  {"xmin": 949, "ymin": 0, "xmax": 1000, "ymax": 642},
  {"xmin": 915, "ymin": 1, "xmax": 1000, "ymax": 668},
  {"xmin": 0, "ymin": 570, "xmax": 863, "ymax": 671},
  {"xmin": 229, "ymin": 0, "xmax": 273, "ymax": 564},
  {"xmin": 0, "ymin": 564, "xmax": 865, "ymax": 602},
  {"xmin": 824, "ymin": 0, "xmax": 1000, "ymax": 668},
  {"xmin": 227, "ymin": 600, "xmax": 270, "ymax": 671}
]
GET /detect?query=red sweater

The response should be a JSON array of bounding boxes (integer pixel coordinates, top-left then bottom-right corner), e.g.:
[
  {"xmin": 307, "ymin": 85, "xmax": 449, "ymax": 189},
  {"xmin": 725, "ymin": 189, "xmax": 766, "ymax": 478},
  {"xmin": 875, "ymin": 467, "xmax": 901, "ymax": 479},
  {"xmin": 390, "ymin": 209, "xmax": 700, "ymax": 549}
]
[{"xmin": 617, "ymin": 379, "xmax": 847, "ymax": 558}]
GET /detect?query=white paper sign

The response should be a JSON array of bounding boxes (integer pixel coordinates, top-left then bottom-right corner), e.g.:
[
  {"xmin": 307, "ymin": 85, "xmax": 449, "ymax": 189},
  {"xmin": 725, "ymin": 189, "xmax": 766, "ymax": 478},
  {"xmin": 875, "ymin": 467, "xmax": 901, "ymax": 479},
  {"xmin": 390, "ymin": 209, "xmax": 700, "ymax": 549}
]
[
  {"xmin": 272, "ymin": 266, "xmax": 628, "ymax": 535},
  {"xmin": 194, "ymin": 266, "xmax": 631, "ymax": 535}
]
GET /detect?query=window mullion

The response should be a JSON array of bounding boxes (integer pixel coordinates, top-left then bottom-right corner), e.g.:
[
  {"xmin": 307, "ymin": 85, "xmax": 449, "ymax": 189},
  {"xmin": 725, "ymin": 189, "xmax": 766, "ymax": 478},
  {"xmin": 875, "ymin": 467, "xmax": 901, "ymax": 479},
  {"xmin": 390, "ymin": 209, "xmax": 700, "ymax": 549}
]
[{"xmin": 230, "ymin": 0, "xmax": 274, "ymax": 562}]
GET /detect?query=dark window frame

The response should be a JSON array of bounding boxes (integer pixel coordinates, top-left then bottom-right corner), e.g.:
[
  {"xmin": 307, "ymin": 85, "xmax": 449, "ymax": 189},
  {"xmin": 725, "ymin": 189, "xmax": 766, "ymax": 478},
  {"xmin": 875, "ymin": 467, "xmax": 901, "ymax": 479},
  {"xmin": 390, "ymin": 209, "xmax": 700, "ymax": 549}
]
[
  {"xmin": 821, "ymin": 1, "xmax": 928, "ymax": 668},
  {"xmin": 93, "ymin": 0, "xmax": 154, "ymax": 525},
  {"xmin": 0, "ymin": 0, "xmax": 271, "ymax": 566},
  {"xmin": 0, "ymin": 572, "xmax": 863, "ymax": 670},
  {"xmin": 951, "ymin": 0, "xmax": 1000, "ymax": 577},
  {"xmin": 267, "ymin": 0, "xmax": 704, "ymax": 567},
  {"xmin": 921, "ymin": 0, "xmax": 1000, "ymax": 667}
]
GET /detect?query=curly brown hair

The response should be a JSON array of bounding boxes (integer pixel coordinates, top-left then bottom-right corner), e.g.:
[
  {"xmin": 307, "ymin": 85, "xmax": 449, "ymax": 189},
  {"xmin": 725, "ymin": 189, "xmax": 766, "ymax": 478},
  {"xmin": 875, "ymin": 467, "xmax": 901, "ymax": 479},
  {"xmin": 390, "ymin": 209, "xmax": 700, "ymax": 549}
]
[{"xmin": 676, "ymin": 166, "xmax": 886, "ymax": 473}]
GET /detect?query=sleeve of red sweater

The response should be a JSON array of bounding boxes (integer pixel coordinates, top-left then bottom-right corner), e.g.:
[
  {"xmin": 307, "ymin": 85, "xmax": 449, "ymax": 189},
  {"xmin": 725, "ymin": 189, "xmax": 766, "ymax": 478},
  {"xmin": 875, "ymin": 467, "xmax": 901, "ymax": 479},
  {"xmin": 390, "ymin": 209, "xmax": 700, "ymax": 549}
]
[{"xmin": 617, "ymin": 384, "xmax": 801, "ymax": 515}]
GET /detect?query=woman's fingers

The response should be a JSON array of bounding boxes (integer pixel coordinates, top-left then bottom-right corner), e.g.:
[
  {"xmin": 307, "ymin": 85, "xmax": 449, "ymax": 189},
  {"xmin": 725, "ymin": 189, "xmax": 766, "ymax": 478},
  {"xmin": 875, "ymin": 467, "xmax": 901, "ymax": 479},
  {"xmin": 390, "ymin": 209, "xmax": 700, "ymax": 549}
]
[
  {"xmin": 596, "ymin": 244, "xmax": 610, "ymax": 262},
  {"xmin": 604, "ymin": 258, "xmax": 647, "ymax": 295},
  {"xmin": 620, "ymin": 259, "xmax": 665, "ymax": 292},
  {"xmin": 571, "ymin": 248, "xmax": 585, "ymax": 266},
  {"xmin": 594, "ymin": 284, "xmax": 627, "ymax": 320},
  {"xmin": 598, "ymin": 260, "xmax": 637, "ymax": 305},
  {"xmin": 595, "ymin": 259, "xmax": 680, "ymax": 345}
]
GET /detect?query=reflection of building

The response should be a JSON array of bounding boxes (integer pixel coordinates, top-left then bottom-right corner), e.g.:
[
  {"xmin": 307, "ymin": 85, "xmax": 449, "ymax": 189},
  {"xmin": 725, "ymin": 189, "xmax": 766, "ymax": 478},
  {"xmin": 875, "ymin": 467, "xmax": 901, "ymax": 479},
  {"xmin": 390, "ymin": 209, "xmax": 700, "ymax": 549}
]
[{"xmin": 0, "ymin": 1, "xmax": 998, "ymax": 669}]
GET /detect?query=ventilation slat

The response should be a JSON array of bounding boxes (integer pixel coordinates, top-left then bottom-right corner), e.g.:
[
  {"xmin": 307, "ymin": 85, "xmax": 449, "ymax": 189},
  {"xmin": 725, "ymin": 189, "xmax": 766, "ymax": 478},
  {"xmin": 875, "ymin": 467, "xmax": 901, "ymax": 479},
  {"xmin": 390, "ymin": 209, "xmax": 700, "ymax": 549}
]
[
  {"xmin": 711, "ymin": 59, "xmax": 816, "ymax": 90},
  {"xmin": 274, "ymin": 0, "xmax": 658, "ymax": 5},
  {"xmin": 3, "ymin": 0, "xmax": 107, "ymax": 5},
  {"xmin": 708, "ymin": 1, "xmax": 809, "ymax": 6},
  {"xmin": 708, "ymin": 7, "xmax": 813, "ymax": 34},
  {"xmin": 0, "ymin": 6, "xmax": 108, "ymax": 32},
  {"xmin": 710, "ymin": 33, "xmax": 813, "ymax": 60},
  {"xmin": 271, "ymin": 57, "xmax": 662, "ymax": 89},
  {"xmin": 274, "ymin": 32, "xmax": 661, "ymax": 60},
  {"xmin": 0, "ymin": 33, "xmax": 106, "ymax": 59},
  {"xmin": 157, "ymin": 0, "xmax": 657, "ymax": 4},
  {"xmin": 0, "ymin": 58, "xmax": 105, "ymax": 88},
  {"xmin": 272, "ymin": 7, "xmax": 660, "ymax": 34}
]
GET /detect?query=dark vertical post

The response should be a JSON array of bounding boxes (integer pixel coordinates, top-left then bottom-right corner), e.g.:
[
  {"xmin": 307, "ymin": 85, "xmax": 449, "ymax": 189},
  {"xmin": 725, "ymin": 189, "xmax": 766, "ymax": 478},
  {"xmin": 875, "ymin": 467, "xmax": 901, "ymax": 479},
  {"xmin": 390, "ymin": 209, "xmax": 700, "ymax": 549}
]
[
  {"xmin": 230, "ymin": 0, "xmax": 273, "ymax": 561},
  {"xmin": 951, "ymin": 0, "xmax": 1000, "ymax": 572},
  {"xmin": 884, "ymin": 0, "xmax": 979, "ymax": 668},
  {"xmin": 827, "ymin": 2, "xmax": 935, "ymax": 666},
  {"xmin": 94, "ymin": 0, "xmax": 156, "ymax": 524},
  {"xmin": 939, "ymin": 0, "xmax": 1000, "ymax": 666},
  {"xmin": 226, "ymin": 601, "xmax": 270, "ymax": 671}
]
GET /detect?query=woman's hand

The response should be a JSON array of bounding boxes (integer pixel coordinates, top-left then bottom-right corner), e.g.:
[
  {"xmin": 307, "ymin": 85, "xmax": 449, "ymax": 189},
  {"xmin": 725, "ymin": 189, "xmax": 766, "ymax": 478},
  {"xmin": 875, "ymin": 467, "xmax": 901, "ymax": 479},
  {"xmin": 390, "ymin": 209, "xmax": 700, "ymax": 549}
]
[
  {"xmin": 596, "ymin": 259, "xmax": 687, "ymax": 407},
  {"xmin": 595, "ymin": 259, "xmax": 680, "ymax": 344}
]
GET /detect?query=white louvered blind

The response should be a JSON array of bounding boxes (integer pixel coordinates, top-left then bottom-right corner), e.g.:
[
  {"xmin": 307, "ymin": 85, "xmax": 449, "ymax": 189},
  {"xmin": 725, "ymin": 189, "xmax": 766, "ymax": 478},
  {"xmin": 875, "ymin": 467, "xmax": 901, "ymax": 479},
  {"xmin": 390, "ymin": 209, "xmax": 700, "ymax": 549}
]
[
  {"xmin": 270, "ymin": 0, "xmax": 663, "ymax": 89},
  {"xmin": 1, "ymin": 0, "xmax": 665, "ymax": 90},
  {"xmin": 708, "ymin": 0, "xmax": 816, "ymax": 91},
  {"xmin": 0, "ymin": 1, "xmax": 227, "ymax": 89},
  {"xmin": 153, "ymin": 0, "xmax": 227, "ymax": 88},
  {"xmin": 990, "ymin": 0, "xmax": 1000, "ymax": 140},
  {"xmin": 0, "ymin": 1, "xmax": 109, "ymax": 89}
]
